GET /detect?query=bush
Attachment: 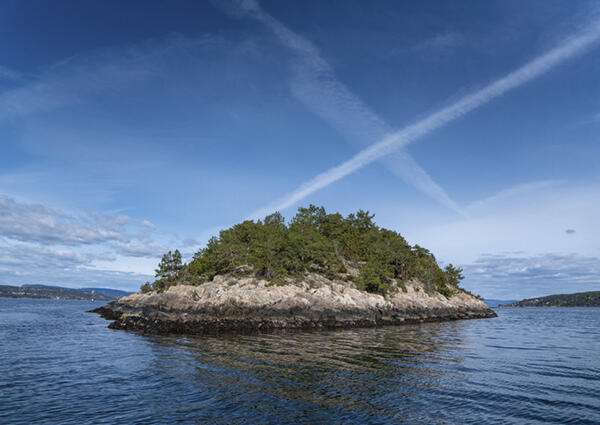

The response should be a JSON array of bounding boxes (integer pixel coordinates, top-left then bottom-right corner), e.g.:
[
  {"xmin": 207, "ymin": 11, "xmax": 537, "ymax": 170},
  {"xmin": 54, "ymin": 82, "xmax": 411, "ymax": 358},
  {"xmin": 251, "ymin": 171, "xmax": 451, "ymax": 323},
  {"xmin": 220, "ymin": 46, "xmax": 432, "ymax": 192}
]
[
  {"xmin": 140, "ymin": 282, "xmax": 152, "ymax": 293},
  {"xmin": 143, "ymin": 205, "xmax": 464, "ymax": 297},
  {"xmin": 355, "ymin": 263, "xmax": 394, "ymax": 295}
]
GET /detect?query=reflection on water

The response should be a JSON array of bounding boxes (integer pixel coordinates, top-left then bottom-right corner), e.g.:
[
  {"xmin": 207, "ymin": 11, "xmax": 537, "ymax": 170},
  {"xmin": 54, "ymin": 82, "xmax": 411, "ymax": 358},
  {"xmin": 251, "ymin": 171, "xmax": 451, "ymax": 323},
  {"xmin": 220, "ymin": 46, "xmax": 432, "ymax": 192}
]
[
  {"xmin": 1, "ymin": 299, "xmax": 599, "ymax": 424},
  {"xmin": 147, "ymin": 324, "xmax": 469, "ymax": 424}
]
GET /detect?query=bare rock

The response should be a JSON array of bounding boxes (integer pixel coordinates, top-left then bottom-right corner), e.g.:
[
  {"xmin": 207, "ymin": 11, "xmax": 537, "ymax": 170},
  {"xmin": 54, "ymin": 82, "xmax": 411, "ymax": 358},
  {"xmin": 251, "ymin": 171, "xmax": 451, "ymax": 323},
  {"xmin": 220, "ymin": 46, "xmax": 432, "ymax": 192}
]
[{"xmin": 91, "ymin": 274, "xmax": 496, "ymax": 334}]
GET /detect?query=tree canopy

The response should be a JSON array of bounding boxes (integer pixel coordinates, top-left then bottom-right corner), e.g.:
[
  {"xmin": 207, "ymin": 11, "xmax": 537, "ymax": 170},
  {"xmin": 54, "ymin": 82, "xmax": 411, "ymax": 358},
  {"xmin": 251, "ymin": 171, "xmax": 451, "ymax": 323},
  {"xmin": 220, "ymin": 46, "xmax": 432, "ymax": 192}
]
[{"xmin": 141, "ymin": 205, "xmax": 465, "ymax": 297}]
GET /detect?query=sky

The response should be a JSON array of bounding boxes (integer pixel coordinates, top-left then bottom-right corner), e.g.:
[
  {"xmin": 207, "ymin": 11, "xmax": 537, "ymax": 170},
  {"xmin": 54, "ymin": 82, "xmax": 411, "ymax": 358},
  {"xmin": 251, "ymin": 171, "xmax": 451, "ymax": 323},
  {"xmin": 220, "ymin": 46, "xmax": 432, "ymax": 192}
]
[{"xmin": 1, "ymin": 0, "xmax": 599, "ymax": 299}]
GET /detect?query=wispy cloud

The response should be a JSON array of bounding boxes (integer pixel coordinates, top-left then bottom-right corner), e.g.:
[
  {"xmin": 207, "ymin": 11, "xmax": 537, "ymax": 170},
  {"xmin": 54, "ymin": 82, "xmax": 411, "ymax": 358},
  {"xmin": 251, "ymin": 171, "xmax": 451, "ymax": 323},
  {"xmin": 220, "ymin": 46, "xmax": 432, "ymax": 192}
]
[
  {"xmin": 116, "ymin": 241, "xmax": 165, "ymax": 258},
  {"xmin": 0, "ymin": 242, "xmax": 105, "ymax": 269},
  {"xmin": 182, "ymin": 236, "xmax": 200, "ymax": 247},
  {"xmin": 0, "ymin": 194, "xmax": 183, "ymax": 287},
  {"xmin": 0, "ymin": 35, "xmax": 222, "ymax": 121},
  {"xmin": 0, "ymin": 250, "xmax": 151, "ymax": 290},
  {"xmin": 0, "ymin": 195, "xmax": 126, "ymax": 245},
  {"xmin": 462, "ymin": 252, "xmax": 600, "ymax": 299},
  {"xmin": 0, "ymin": 239, "xmax": 155, "ymax": 289},
  {"xmin": 0, "ymin": 65, "xmax": 22, "ymax": 81},
  {"xmin": 221, "ymin": 0, "xmax": 464, "ymax": 216},
  {"xmin": 115, "ymin": 215, "xmax": 130, "ymax": 225},
  {"xmin": 244, "ymin": 5, "xmax": 600, "ymax": 219},
  {"xmin": 140, "ymin": 219, "xmax": 156, "ymax": 230},
  {"xmin": 467, "ymin": 180, "xmax": 560, "ymax": 210}
]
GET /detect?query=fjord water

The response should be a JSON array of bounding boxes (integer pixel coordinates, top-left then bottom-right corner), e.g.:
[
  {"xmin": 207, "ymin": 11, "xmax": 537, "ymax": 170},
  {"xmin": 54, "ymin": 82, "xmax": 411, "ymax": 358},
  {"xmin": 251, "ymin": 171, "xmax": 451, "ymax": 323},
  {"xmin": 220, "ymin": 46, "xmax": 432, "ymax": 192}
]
[{"xmin": 1, "ymin": 299, "xmax": 598, "ymax": 424}]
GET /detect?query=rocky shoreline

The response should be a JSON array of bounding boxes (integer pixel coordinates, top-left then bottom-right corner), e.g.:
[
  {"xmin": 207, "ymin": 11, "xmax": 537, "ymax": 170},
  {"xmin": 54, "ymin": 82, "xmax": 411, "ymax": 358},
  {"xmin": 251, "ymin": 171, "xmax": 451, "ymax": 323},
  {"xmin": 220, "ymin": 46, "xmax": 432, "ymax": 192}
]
[{"xmin": 91, "ymin": 273, "xmax": 496, "ymax": 334}]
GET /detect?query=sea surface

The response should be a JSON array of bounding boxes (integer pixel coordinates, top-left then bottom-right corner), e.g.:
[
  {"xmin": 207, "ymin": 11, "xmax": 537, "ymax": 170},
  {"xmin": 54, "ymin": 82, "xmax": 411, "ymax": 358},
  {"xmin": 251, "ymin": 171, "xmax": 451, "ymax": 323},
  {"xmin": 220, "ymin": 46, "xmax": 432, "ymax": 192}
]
[{"xmin": 1, "ymin": 298, "xmax": 599, "ymax": 424}]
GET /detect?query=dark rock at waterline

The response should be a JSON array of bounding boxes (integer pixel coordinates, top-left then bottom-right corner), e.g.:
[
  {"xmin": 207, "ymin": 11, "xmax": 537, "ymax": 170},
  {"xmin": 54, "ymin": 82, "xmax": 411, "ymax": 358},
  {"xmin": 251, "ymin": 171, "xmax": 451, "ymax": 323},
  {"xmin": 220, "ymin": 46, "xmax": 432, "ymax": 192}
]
[
  {"xmin": 92, "ymin": 275, "xmax": 496, "ymax": 334},
  {"xmin": 91, "ymin": 273, "xmax": 496, "ymax": 335}
]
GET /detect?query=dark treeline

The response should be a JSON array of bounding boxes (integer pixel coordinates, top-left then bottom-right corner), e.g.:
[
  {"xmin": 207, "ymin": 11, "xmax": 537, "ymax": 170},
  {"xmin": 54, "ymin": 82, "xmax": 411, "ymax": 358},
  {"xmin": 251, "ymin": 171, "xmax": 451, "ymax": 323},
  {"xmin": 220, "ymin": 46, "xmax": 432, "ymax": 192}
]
[{"xmin": 141, "ymin": 205, "xmax": 465, "ymax": 297}]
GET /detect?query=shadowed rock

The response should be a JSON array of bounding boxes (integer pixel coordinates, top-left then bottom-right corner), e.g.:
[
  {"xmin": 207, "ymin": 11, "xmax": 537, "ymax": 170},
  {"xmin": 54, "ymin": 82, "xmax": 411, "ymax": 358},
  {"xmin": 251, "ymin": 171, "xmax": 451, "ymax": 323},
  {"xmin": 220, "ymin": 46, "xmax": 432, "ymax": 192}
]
[{"xmin": 91, "ymin": 273, "xmax": 496, "ymax": 334}]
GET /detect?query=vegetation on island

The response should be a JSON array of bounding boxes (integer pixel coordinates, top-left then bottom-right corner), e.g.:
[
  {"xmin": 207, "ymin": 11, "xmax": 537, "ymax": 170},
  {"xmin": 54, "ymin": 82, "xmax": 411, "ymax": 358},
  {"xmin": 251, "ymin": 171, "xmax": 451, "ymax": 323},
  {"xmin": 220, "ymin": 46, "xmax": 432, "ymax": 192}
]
[
  {"xmin": 141, "ymin": 205, "xmax": 466, "ymax": 298},
  {"xmin": 506, "ymin": 291, "xmax": 600, "ymax": 307}
]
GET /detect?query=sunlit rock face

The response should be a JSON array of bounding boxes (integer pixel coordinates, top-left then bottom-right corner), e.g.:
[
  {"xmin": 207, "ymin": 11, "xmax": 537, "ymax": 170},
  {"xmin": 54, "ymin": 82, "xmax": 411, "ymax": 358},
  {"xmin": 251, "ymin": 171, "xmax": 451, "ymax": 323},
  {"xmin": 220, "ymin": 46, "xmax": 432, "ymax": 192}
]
[{"xmin": 92, "ymin": 274, "xmax": 496, "ymax": 334}]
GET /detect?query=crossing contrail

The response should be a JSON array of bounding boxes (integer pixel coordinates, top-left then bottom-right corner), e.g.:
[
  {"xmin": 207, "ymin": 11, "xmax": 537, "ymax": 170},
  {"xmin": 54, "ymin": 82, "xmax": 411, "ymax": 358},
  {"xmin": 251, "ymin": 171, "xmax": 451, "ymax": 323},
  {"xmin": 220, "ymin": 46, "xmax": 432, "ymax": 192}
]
[
  {"xmin": 226, "ymin": 0, "xmax": 465, "ymax": 215},
  {"xmin": 246, "ymin": 12, "xmax": 600, "ymax": 220}
]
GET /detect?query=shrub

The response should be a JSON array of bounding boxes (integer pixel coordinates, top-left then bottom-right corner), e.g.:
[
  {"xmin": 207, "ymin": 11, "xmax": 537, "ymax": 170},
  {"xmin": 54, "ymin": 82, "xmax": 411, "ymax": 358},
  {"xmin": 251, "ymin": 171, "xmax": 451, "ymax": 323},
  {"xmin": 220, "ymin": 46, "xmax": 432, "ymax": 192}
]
[
  {"xmin": 140, "ymin": 282, "xmax": 152, "ymax": 293},
  {"xmin": 143, "ymin": 205, "xmax": 464, "ymax": 297}
]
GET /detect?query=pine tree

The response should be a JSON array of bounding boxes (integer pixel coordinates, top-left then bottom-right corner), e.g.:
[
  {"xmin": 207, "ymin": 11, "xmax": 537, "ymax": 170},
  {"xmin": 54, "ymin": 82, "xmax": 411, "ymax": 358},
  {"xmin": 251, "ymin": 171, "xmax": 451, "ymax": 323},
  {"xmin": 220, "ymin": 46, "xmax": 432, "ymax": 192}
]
[
  {"xmin": 155, "ymin": 250, "xmax": 183, "ymax": 280},
  {"xmin": 444, "ymin": 264, "xmax": 464, "ymax": 286},
  {"xmin": 151, "ymin": 250, "xmax": 183, "ymax": 292}
]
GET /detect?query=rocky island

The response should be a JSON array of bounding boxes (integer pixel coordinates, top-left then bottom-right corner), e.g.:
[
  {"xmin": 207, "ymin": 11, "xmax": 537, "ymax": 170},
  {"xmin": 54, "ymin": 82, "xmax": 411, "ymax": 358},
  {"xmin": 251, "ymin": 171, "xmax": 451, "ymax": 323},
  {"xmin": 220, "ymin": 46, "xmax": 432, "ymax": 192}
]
[{"xmin": 93, "ymin": 206, "xmax": 496, "ymax": 333}]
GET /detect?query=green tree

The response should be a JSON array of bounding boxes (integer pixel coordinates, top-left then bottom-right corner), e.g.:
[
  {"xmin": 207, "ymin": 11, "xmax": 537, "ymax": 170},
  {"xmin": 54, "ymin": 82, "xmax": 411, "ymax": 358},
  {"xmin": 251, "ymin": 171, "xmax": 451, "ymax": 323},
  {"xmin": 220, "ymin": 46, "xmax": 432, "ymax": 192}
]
[
  {"xmin": 444, "ymin": 264, "xmax": 464, "ymax": 286},
  {"xmin": 155, "ymin": 249, "xmax": 183, "ymax": 280},
  {"xmin": 355, "ymin": 262, "xmax": 393, "ymax": 294},
  {"xmin": 152, "ymin": 249, "xmax": 183, "ymax": 292},
  {"xmin": 182, "ymin": 205, "xmax": 464, "ymax": 298}
]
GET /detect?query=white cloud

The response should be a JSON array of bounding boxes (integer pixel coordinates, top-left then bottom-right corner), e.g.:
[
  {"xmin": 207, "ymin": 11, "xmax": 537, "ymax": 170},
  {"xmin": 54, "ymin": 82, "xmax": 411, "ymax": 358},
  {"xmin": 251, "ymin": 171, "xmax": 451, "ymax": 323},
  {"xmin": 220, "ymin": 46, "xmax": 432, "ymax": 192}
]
[
  {"xmin": 116, "ymin": 241, "xmax": 165, "ymax": 258},
  {"xmin": 182, "ymin": 236, "xmax": 200, "ymax": 247},
  {"xmin": 0, "ymin": 195, "xmax": 188, "ymax": 288},
  {"xmin": 462, "ymin": 252, "xmax": 600, "ymax": 299},
  {"xmin": 0, "ymin": 240, "xmax": 152, "ymax": 289},
  {"xmin": 0, "ymin": 242, "xmax": 111, "ymax": 269},
  {"xmin": 140, "ymin": 219, "xmax": 156, "ymax": 230},
  {"xmin": 0, "ymin": 194, "xmax": 126, "ymax": 245},
  {"xmin": 115, "ymin": 215, "xmax": 130, "ymax": 225}
]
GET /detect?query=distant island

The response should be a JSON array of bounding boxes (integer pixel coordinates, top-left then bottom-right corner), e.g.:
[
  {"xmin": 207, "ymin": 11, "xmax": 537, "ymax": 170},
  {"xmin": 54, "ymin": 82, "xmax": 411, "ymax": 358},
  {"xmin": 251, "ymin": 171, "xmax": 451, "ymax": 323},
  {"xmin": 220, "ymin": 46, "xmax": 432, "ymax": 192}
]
[
  {"xmin": 93, "ymin": 205, "xmax": 495, "ymax": 333},
  {"xmin": 0, "ymin": 284, "xmax": 131, "ymax": 301},
  {"xmin": 484, "ymin": 299, "xmax": 519, "ymax": 307},
  {"xmin": 504, "ymin": 291, "xmax": 600, "ymax": 307}
]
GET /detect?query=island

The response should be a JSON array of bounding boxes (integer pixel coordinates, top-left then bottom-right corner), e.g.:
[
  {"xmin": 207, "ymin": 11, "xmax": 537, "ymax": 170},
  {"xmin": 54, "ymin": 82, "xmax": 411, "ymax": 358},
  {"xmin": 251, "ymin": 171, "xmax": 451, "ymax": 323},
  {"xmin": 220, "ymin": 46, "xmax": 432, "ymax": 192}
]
[
  {"xmin": 503, "ymin": 291, "xmax": 600, "ymax": 307},
  {"xmin": 483, "ymin": 299, "xmax": 519, "ymax": 307},
  {"xmin": 93, "ymin": 205, "xmax": 496, "ymax": 333},
  {"xmin": 0, "ymin": 284, "xmax": 128, "ymax": 301}
]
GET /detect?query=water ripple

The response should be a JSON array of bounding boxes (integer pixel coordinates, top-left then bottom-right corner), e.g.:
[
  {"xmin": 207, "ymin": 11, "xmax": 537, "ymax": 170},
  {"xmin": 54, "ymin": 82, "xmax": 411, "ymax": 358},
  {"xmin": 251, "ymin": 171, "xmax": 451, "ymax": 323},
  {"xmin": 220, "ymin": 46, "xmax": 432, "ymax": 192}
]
[{"xmin": 1, "ymin": 300, "xmax": 599, "ymax": 424}]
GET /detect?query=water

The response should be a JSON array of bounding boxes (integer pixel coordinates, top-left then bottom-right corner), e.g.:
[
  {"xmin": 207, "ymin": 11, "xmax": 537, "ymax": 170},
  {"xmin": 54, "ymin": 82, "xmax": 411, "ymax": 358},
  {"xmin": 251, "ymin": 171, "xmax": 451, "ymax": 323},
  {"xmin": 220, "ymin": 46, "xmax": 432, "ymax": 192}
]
[{"xmin": 1, "ymin": 299, "xmax": 598, "ymax": 424}]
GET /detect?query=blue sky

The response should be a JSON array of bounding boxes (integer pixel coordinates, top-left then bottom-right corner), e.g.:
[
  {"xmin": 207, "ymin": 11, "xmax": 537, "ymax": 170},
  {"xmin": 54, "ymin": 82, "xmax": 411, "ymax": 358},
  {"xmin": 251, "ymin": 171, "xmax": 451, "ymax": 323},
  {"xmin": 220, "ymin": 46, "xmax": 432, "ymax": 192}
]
[{"xmin": 1, "ymin": 0, "xmax": 599, "ymax": 299}]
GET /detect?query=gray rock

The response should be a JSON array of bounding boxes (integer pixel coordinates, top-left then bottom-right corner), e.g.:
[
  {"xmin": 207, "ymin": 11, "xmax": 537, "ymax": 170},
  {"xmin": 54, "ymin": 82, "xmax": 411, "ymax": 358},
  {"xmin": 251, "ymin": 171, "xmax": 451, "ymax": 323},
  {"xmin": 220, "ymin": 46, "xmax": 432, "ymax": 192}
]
[{"xmin": 92, "ymin": 273, "xmax": 496, "ymax": 334}]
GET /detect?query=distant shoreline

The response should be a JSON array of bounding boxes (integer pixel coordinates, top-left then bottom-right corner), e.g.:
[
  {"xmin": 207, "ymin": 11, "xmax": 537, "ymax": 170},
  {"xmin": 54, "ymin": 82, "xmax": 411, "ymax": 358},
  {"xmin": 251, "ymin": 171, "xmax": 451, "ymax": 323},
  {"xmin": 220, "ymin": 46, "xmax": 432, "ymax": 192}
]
[
  {"xmin": 0, "ymin": 285, "xmax": 128, "ymax": 301},
  {"xmin": 0, "ymin": 296, "xmax": 105, "ymax": 301},
  {"xmin": 499, "ymin": 291, "xmax": 600, "ymax": 308}
]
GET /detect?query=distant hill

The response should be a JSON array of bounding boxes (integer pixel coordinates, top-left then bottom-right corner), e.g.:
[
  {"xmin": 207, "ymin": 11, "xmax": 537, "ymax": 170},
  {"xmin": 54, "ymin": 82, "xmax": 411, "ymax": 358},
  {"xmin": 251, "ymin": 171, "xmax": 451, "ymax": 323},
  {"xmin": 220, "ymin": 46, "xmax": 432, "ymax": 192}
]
[
  {"xmin": 484, "ymin": 299, "xmax": 519, "ymax": 307},
  {"xmin": 0, "ymin": 285, "xmax": 129, "ymax": 301},
  {"xmin": 506, "ymin": 291, "xmax": 600, "ymax": 307},
  {"xmin": 79, "ymin": 287, "xmax": 132, "ymax": 298}
]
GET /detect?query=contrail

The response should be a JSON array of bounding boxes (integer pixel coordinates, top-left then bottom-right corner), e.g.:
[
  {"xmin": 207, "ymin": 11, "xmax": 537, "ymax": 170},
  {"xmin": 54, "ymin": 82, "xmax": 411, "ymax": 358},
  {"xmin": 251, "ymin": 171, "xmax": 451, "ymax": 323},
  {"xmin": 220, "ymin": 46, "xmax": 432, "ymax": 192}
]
[
  {"xmin": 247, "ymin": 15, "xmax": 600, "ymax": 220},
  {"xmin": 225, "ymin": 0, "xmax": 465, "ymax": 215}
]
